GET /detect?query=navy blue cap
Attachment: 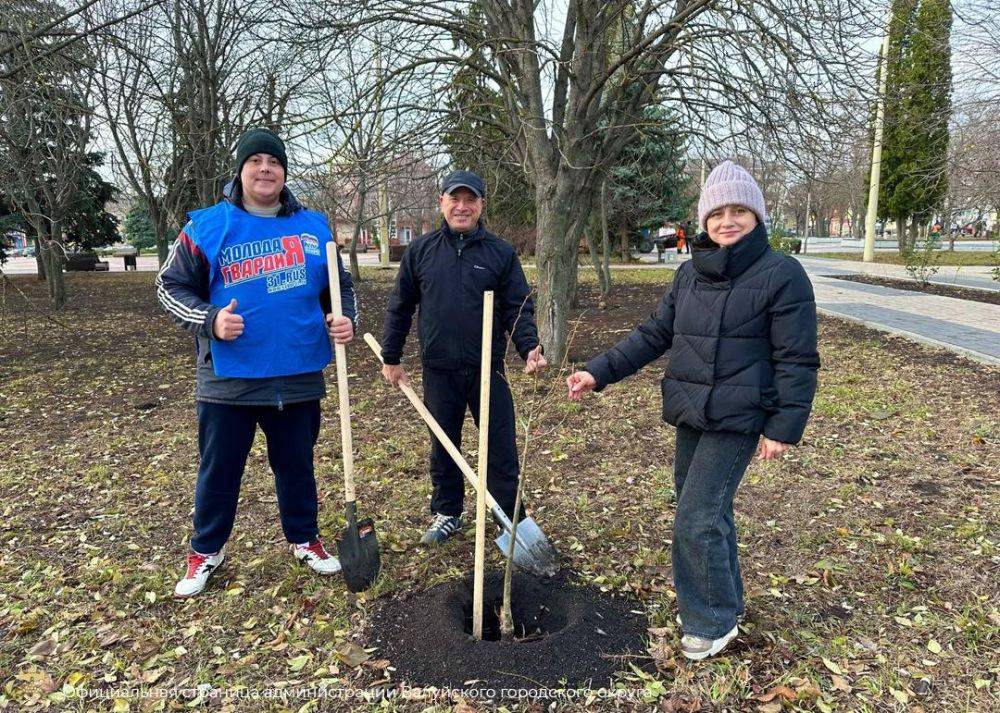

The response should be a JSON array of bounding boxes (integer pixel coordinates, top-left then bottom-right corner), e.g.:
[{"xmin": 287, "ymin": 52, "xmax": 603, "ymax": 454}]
[{"xmin": 441, "ymin": 170, "xmax": 485, "ymax": 198}]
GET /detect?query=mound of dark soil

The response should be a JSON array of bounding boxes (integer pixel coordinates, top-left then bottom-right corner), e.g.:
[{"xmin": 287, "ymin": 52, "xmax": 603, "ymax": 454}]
[{"xmin": 369, "ymin": 570, "xmax": 647, "ymax": 693}]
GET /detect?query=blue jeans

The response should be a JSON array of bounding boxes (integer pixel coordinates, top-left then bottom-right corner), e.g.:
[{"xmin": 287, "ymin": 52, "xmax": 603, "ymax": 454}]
[
  {"xmin": 191, "ymin": 400, "xmax": 321, "ymax": 554},
  {"xmin": 672, "ymin": 425, "xmax": 758, "ymax": 639}
]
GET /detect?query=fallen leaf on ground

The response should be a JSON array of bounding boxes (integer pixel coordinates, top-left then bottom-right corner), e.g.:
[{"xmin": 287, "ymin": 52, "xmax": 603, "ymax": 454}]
[
  {"xmin": 831, "ymin": 674, "xmax": 851, "ymax": 693},
  {"xmin": 27, "ymin": 637, "xmax": 57, "ymax": 658},
  {"xmin": 757, "ymin": 685, "xmax": 797, "ymax": 703},
  {"xmin": 333, "ymin": 641, "xmax": 370, "ymax": 667},
  {"xmin": 822, "ymin": 657, "xmax": 843, "ymax": 675}
]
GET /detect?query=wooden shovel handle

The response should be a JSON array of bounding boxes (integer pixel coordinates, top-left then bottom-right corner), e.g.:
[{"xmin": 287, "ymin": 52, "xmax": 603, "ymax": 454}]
[
  {"xmin": 473, "ymin": 291, "xmax": 493, "ymax": 640},
  {"xmin": 326, "ymin": 242, "xmax": 355, "ymax": 503},
  {"xmin": 363, "ymin": 332, "xmax": 503, "ymax": 513}
]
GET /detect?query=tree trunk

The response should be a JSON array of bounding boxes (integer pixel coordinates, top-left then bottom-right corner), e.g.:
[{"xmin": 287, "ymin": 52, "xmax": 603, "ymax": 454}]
[
  {"xmin": 599, "ymin": 179, "xmax": 612, "ymax": 303},
  {"xmin": 153, "ymin": 208, "xmax": 171, "ymax": 266},
  {"xmin": 569, "ymin": 250, "xmax": 580, "ymax": 308},
  {"xmin": 585, "ymin": 219, "xmax": 605, "ymax": 307},
  {"xmin": 32, "ymin": 235, "xmax": 45, "ymax": 280},
  {"xmin": 349, "ymin": 188, "xmax": 368, "ymax": 282},
  {"xmin": 896, "ymin": 217, "xmax": 906, "ymax": 252},
  {"xmin": 51, "ymin": 222, "xmax": 66, "ymax": 309},
  {"xmin": 908, "ymin": 219, "xmax": 919, "ymax": 249},
  {"xmin": 39, "ymin": 224, "xmax": 66, "ymax": 309},
  {"xmin": 619, "ymin": 223, "xmax": 629, "ymax": 263},
  {"xmin": 535, "ymin": 185, "xmax": 590, "ymax": 366}
]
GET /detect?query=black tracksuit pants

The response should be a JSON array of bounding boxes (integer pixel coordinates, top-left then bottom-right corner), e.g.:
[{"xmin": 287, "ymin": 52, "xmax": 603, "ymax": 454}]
[
  {"xmin": 191, "ymin": 400, "xmax": 321, "ymax": 554},
  {"xmin": 422, "ymin": 365, "xmax": 522, "ymax": 520}
]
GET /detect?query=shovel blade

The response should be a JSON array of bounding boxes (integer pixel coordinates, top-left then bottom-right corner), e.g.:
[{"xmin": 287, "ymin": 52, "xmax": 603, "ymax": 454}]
[
  {"xmin": 494, "ymin": 516, "xmax": 558, "ymax": 578},
  {"xmin": 337, "ymin": 515, "xmax": 381, "ymax": 593}
]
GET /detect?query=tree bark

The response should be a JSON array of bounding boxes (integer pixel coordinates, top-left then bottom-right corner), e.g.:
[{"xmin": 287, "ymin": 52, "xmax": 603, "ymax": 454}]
[
  {"xmin": 39, "ymin": 223, "xmax": 66, "ymax": 310},
  {"xmin": 585, "ymin": 220, "xmax": 604, "ymax": 304},
  {"xmin": 569, "ymin": 250, "xmax": 580, "ymax": 309},
  {"xmin": 349, "ymin": 186, "xmax": 368, "ymax": 282},
  {"xmin": 534, "ymin": 180, "xmax": 593, "ymax": 366},
  {"xmin": 32, "ymin": 235, "xmax": 45, "ymax": 281},
  {"xmin": 600, "ymin": 181, "xmax": 612, "ymax": 302}
]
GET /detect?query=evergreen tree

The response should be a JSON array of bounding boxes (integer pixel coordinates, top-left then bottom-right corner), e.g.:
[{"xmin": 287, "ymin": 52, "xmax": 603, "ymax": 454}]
[
  {"xmin": 64, "ymin": 152, "xmax": 119, "ymax": 250},
  {"xmin": 123, "ymin": 200, "xmax": 157, "ymax": 251},
  {"xmin": 878, "ymin": 0, "xmax": 919, "ymax": 245},
  {"xmin": 0, "ymin": 0, "xmax": 95, "ymax": 304},
  {"xmin": 606, "ymin": 105, "xmax": 693, "ymax": 250},
  {"xmin": 902, "ymin": 0, "xmax": 951, "ymax": 228},
  {"xmin": 877, "ymin": 0, "xmax": 952, "ymax": 250},
  {"xmin": 442, "ymin": 60, "xmax": 534, "ymax": 243}
]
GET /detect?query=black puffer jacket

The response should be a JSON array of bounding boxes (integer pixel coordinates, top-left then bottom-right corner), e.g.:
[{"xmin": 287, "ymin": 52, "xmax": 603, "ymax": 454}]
[{"xmin": 585, "ymin": 223, "xmax": 820, "ymax": 444}]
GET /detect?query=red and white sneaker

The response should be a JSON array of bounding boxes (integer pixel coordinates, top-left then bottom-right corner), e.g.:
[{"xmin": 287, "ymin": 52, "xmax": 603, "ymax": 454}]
[
  {"xmin": 173, "ymin": 550, "xmax": 225, "ymax": 598},
  {"xmin": 292, "ymin": 540, "xmax": 342, "ymax": 575}
]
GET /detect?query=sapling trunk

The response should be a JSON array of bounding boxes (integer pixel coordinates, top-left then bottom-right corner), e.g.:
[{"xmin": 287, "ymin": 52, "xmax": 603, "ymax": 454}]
[
  {"xmin": 498, "ymin": 297, "xmax": 579, "ymax": 641},
  {"xmin": 500, "ymin": 401, "xmax": 534, "ymax": 642}
]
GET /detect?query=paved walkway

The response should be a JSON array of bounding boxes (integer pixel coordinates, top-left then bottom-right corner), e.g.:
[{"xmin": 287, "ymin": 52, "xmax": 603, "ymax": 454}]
[{"xmin": 641, "ymin": 253, "xmax": 1000, "ymax": 365}]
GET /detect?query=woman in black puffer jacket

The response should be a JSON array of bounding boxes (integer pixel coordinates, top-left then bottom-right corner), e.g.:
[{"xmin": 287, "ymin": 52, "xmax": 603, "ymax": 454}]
[{"xmin": 567, "ymin": 160, "xmax": 820, "ymax": 660}]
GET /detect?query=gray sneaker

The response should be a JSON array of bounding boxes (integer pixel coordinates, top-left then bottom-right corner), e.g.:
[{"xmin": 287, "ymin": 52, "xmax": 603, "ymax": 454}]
[
  {"xmin": 680, "ymin": 625, "xmax": 738, "ymax": 660},
  {"xmin": 420, "ymin": 513, "xmax": 464, "ymax": 545}
]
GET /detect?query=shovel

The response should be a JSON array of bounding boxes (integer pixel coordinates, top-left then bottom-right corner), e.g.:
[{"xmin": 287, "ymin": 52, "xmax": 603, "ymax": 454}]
[
  {"xmin": 326, "ymin": 243, "xmax": 380, "ymax": 592},
  {"xmin": 363, "ymin": 332, "xmax": 558, "ymax": 577}
]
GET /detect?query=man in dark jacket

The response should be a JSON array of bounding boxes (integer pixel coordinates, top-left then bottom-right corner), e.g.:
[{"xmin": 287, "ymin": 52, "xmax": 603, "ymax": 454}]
[
  {"xmin": 158, "ymin": 128, "xmax": 358, "ymax": 597},
  {"xmin": 567, "ymin": 160, "xmax": 820, "ymax": 660},
  {"xmin": 380, "ymin": 170, "xmax": 547, "ymax": 544}
]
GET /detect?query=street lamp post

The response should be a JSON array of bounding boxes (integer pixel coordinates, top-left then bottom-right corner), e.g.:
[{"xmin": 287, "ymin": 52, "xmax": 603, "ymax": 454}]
[{"xmin": 864, "ymin": 31, "xmax": 891, "ymax": 263}]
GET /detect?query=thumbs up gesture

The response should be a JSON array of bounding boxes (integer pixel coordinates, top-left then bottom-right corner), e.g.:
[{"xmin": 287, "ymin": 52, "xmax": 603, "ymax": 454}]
[{"xmin": 212, "ymin": 298, "xmax": 244, "ymax": 341}]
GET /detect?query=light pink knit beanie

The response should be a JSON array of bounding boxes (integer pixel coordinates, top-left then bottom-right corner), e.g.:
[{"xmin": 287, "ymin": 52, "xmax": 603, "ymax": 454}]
[{"xmin": 697, "ymin": 160, "xmax": 767, "ymax": 230}]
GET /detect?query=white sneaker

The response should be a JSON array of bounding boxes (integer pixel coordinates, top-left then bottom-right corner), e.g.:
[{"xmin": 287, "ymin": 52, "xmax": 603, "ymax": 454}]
[
  {"xmin": 681, "ymin": 625, "xmax": 739, "ymax": 660},
  {"xmin": 292, "ymin": 540, "xmax": 342, "ymax": 575},
  {"xmin": 173, "ymin": 550, "xmax": 225, "ymax": 598}
]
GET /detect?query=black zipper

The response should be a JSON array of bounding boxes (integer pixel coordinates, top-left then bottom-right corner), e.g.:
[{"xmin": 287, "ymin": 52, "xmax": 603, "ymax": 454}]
[{"xmin": 456, "ymin": 234, "xmax": 466, "ymax": 362}]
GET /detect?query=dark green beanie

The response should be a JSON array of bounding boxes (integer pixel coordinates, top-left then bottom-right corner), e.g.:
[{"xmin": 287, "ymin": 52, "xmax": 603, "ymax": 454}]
[{"xmin": 235, "ymin": 128, "xmax": 287, "ymax": 174}]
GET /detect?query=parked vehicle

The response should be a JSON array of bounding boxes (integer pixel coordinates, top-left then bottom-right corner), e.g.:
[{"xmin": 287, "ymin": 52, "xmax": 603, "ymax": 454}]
[{"xmin": 652, "ymin": 225, "xmax": 678, "ymax": 251}]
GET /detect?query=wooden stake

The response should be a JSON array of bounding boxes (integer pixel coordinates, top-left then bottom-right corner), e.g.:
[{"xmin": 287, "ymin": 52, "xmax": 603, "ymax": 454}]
[{"xmin": 472, "ymin": 291, "xmax": 493, "ymax": 641}]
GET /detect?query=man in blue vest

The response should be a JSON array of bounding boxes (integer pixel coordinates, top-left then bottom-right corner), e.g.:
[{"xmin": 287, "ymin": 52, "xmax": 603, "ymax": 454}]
[
  {"xmin": 157, "ymin": 128, "xmax": 358, "ymax": 598},
  {"xmin": 380, "ymin": 170, "xmax": 547, "ymax": 544}
]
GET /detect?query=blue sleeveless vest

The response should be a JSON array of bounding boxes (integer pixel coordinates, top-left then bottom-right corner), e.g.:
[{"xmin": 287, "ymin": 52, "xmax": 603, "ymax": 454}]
[{"xmin": 186, "ymin": 201, "xmax": 333, "ymax": 378}]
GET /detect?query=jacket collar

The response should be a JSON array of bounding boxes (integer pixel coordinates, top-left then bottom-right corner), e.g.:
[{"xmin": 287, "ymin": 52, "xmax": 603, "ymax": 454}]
[
  {"xmin": 441, "ymin": 218, "xmax": 485, "ymax": 243},
  {"xmin": 690, "ymin": 222, "xmax": 770, "ymax": 282}
]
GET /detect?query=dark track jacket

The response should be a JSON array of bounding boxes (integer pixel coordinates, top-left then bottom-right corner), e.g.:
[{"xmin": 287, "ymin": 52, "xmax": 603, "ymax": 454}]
[
  {"xmin": 156, "ymin": 187, "xmax": 358, "ymax": 407},
  {"xmin": 381, "ymin": 220, "xmax": 539, "ymax": 370},
  {"xmin": 585, "ymin": 223, "xmax": 820, "ymax": 444}
]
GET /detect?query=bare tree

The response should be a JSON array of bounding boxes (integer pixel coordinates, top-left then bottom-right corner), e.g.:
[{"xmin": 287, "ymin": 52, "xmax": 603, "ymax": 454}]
[
  {"xmin": 948, "ymin": 106, "xmax": 1000, "ymax": 241},
  {"xmin": 292, "ymin": 20, "xmax": 445, "ymax": 279},
  {"xmin": 311, "ymin": 0, "xmax": 876, "ymax": 362},
  {"xmin": 89, "ymin": 0, "xmax": 323, "ymax": 264},
  {"xmin": 0, "ymin": 0, "xmax": 98, "ymax": 307}
]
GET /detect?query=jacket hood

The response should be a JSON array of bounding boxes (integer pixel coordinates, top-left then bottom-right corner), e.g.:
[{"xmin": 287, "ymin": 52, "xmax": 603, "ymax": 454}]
[{"xmin": 691, "ymin": 222, "xmax": 770, "ymax": 282}]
